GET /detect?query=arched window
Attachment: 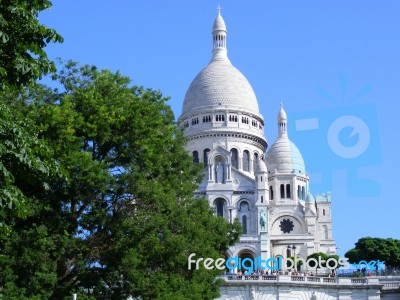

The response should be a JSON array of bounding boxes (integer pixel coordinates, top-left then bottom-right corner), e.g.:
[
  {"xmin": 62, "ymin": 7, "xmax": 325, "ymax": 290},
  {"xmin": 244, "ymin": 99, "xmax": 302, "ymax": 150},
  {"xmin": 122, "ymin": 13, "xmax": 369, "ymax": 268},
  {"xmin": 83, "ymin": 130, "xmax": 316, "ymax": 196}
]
[
  {"xmin": 301, "ymin": 186, "xmax": 305, "ymax": 201},
  {"xmin": 287, "ymin": 248, "xmax": 291, "ymax": 259},
  {"xmin": 230, "ymin": 148, "xmax": 238, "ymax": 169},
  {"xmin": 270, "ymin": 186, "xmax": 274, "ymax": 200},
  {"xmin": 242, "ymin": 215, "xmax": 247, "ymax": 234},
  {"xmin": 192, "ymin": 151, "xmax": 199, "ymax": 163},
  {"xmin": 253, "ymin": 153, "xmax": 259, "ymax": 171},
  {"xmin": 286, "ymin": 184, "xmax": 291, "ymax": 199},
  {"xmin": 214, "ymin": 156, "xmax": 225, "ymax": 184},
  {"xmin": 215, "ymin": 114, "xmax": 225, "ymax": 122},
  {"xmin": 239, "ymin": 201, "xmax": 249, "ymax": 212},
  {"xmin": 297, "ymin": 185, "xmax": 301, "ymax": 200},
  {"xmin": 203, "ymin": 148, "xmax": 210, "ymax": 167},
  {"xmin": 238, "ymin": 251, "xmax": 255, "ymax": 272},
  {"xmin": 215, "ymin": 198, "xmax": 225, "ymax": 217},
  {"xmin": 243, "ymin": 150, "xmax": 250, "ymax": 172},
  {"xmin": 203, "ymin": 115, "xmax": 211, "ymax": 123},
  {"xmin": 322, "ymin": 225, "xmax": 328, "ymax": 240},
  {"xmin": 323, "ymin": 209, "xmax": 326, "ymax": 216},
  {"xmin": 280, "ymin": 184, "xmax": 285, "ymax": 199}
]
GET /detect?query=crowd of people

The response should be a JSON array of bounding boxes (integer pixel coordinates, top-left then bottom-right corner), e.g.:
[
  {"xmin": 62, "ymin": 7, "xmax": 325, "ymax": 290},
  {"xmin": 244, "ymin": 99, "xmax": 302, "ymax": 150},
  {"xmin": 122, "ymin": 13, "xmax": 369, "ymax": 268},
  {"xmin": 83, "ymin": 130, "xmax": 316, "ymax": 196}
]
[{"xmin": 229, "ymin": 269, "xmax": 319, "ymax": 277}]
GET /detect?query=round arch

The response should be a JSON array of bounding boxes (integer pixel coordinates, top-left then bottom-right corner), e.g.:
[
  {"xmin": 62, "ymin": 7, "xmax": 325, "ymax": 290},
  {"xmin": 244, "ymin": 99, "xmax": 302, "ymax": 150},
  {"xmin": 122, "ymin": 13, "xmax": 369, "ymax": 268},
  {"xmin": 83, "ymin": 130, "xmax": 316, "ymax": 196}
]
[
  {"xmin": 237, "ymin": 248, "xmax": 256, "ymax": 273},
  {"xmin": 211, "ymin": 195, "xmax": 231, "ymax": 207},
  {"xmin": 237, "ymin": 198, "xmax": 251, "ymax": 211},
  {"xmin": 213, "ymin": 197, "xmax": 227, "ymax": 218},
  {"xmin": 208, "ymin": 152, "xmax": 230, "ymax": 165},
  {"xmin": 214, "ymin": 155, "xmax": 226, "ymax": 183},
  {"xmin": 230, "ymin": 148, "xmax": 239, "ymax": 169}
]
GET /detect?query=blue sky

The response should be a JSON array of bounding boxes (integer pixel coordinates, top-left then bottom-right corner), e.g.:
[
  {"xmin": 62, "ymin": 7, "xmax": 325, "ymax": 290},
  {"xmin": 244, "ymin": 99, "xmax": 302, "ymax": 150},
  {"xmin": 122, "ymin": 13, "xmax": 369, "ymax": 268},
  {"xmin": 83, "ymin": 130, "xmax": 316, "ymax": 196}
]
[{"xmin": 40, "ymin": 1, "xmax": 400, "ymax": 256}]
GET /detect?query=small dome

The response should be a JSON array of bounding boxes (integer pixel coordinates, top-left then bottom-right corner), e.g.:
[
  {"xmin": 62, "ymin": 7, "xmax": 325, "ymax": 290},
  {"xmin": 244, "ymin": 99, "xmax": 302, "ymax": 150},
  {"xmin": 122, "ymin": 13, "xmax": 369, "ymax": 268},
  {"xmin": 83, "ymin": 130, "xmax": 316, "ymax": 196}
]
[
  {"xmin": 255, "ymin": 159, "xmax": 268, "ymax": 173},
  {"xmin": 305, "ymin": 193, "xmax": 315, "ymax": 203},
  {"xmin": 265, "ymin": 136, "xmax": 305, "ymax": 173},
  {"xmin": 182, "ymin": 59, "xmax": 260, "ymax": 116},
  {"xmin": 277, "ymin": 103, "xmax": 287, "ymax": 122},
  {"xmin": 213, "ymin": 12, "xmax": 226, "ymax": 32}
]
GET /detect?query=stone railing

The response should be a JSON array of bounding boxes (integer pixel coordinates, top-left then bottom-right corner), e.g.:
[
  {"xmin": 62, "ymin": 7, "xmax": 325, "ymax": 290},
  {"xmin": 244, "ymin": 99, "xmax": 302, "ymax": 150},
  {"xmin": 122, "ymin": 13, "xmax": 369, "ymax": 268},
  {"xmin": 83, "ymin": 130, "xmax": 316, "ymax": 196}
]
[
  {"xmin": 377, "ymin": 276, "xmax": 400, "ymax": 289},
  {"xmin": 350, "ymin": 278, "xmax": 366, "ymax": 284},
  {"xmin": 382, "ymin": 281, "xmax": 400, "ymax": 288},
  {"xmin": 222, "ymin": 274, "xmax": 383, "ymax": 285}
]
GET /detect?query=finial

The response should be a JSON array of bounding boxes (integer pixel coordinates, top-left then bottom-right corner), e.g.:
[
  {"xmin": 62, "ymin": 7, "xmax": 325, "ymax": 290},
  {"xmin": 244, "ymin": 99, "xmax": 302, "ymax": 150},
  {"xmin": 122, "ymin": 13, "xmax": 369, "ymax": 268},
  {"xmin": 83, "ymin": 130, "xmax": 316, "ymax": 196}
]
[
  {"xmin": 211, "ymin": 4, "xmax": 228, "ymax": 61},
  {"xmin": 217, "ymin": 4, "xmax": 221, "ymax": 16},
  {"xmin": 277, "ymin": 101, "xmax": 287, "ymax": 135}
]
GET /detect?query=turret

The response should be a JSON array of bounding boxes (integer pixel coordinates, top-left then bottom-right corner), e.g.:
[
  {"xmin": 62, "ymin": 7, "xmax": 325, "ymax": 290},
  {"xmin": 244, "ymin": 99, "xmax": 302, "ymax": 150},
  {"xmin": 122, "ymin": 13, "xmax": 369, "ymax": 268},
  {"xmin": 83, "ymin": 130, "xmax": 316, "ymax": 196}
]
[{"xmin": 255, "ymin": 160, "xmax": 269, "ymax": 206}]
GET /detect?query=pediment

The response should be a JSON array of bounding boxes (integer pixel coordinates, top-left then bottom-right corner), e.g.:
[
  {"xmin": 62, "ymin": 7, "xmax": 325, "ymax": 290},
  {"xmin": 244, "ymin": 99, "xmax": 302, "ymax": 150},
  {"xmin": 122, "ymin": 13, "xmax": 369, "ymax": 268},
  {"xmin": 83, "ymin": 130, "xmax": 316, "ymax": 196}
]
[
  {"xmin": 206, "ymin": 146, "xmax": 231, "ymax": 164},
  {"xmin": 231, "ymin": 168, "xmax": 255, "ymax": 189},
  {"xmin": 304, "ymin": 207, "xmax": 317, "ymax": 216}
]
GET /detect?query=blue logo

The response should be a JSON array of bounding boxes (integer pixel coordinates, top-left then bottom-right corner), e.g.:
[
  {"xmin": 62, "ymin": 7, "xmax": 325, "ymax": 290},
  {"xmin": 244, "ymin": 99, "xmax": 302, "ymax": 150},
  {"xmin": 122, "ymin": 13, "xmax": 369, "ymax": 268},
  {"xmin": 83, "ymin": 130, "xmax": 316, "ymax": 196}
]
[{"xmin": 288, "ymin": 75, "xmax": 381, "ymax": 197}]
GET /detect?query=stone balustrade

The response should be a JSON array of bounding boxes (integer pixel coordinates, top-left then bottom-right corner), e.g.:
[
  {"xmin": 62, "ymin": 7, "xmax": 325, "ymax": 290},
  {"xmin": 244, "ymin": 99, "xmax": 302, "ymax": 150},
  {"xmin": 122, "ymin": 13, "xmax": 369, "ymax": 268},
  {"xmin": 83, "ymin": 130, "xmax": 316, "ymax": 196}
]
[{"xmin": 222, "ymin": 274, "xmax": 397, "ymax": 286}]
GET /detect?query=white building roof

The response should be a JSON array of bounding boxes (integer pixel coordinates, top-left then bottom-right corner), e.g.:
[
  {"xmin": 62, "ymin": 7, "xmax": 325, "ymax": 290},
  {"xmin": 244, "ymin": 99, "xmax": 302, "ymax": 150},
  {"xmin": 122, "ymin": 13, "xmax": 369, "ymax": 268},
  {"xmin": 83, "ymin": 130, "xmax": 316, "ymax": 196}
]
[
  {"xmin": 181, "ymin": 11, "xmax": 260, "ymax": 117},
  {"xmin": 265, "ymin": 105, "xmax": 306, "ymax": 174}
]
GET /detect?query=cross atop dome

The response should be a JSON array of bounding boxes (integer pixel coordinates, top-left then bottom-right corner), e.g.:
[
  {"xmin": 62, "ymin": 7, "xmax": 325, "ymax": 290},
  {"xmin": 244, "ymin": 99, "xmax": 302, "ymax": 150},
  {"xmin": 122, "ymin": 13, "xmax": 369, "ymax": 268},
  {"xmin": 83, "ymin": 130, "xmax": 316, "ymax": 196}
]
[
  {"xmin": 277, "ymin": 103, "xmax": 288, "ymax": 136},
  {"xmin": 212, "ymin": 6, "xmax": 227, "ymax": 60},
  {"xmin": 180, "ymin": 7, "xmax": 264, "ymax": 121}
]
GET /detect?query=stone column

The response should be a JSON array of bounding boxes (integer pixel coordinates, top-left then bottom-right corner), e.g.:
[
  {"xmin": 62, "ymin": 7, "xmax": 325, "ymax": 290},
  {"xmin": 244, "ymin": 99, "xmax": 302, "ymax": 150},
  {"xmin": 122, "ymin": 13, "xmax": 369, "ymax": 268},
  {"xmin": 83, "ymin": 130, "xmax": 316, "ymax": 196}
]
[{"xmin": 208, "ymin": 164, "xmax": 213, "ymax": 182}]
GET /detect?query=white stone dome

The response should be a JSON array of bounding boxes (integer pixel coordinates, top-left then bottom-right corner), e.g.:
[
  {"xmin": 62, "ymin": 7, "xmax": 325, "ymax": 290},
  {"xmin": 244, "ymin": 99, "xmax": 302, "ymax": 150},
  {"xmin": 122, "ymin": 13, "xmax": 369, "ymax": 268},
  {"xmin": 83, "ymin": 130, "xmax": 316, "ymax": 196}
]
[
  {"xmin": 255, "ymin": 159, "xmax": 268, "ymax": 173},
  {"xmin": 266, "ymin": 104, "xmax": 305, "ymax": 173},
  {"xmin": 181, "ymin": 10, "xmax": 260, "ymax": 117},
  {"xmin": 182, "ymin": 59, "xmax": 260, "ymax": 116},
  {"xmin": 265, "ymin": 136, "xmax": 305, "ymax": 174},
  {"xmin": 213, "ymin": 12, "xmax": 226, "ymax": 32},
  {"xmin": 305, "ymin": 193, "xmax": 315, "ymax": 203},
  {"xmin": 277, "ymin": 103, "xmax": 287, "ymax": 122}
]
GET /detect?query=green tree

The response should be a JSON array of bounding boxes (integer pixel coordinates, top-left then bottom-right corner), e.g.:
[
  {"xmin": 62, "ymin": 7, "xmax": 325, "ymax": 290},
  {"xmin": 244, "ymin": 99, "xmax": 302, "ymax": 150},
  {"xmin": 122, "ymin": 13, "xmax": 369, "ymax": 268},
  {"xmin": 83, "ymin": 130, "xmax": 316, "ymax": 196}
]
[
  {"xmin": 0, "ymin": 0, "xmax": 62, "ymax": 240},
  {"xmin": 306, "ymin": 252, "xmax": 328, "ymax": 274},
  {"xmin": 0, "ymin": 101, "xmax": 61, "ymax": 299},
  {"xmin": 0, "ymin": 61, "xmax": 241, "ymax": 300},
  {"xmin": 0, "ymin": 0, "xmax": 62, "ymax": 227},
  {"xmin": 0, "ymin": 0, "xmax": 63, "ymax": 90},
  {"xmin": 287, "ymin": 255, "xmax": 303, "ymax": 271},
  {"xmin": 0, "ymin": 2, "xmax": 63, "ymax": 298},
  {"xmin": 345, "ymin": 237, "xmax": 400, "ymax": 270}
]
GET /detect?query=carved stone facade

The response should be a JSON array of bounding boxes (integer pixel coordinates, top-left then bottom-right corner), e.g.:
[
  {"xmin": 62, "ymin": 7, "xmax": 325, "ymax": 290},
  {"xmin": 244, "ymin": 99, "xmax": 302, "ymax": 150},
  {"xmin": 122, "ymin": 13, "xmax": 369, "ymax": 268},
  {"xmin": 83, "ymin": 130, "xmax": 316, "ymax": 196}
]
[
  {"xmin": 177, "ymin": 8, "xmax": 400, "ymax": 300},
  {"xmin": 178, "ymin": 9, "xmax": 336, "ymax": 269}
]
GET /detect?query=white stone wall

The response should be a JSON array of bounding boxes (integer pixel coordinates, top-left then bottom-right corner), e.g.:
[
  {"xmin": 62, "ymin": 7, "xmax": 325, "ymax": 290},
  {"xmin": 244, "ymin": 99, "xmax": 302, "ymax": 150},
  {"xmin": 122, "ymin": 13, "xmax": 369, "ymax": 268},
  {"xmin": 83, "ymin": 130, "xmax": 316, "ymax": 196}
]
[{"xmin": 216, "ymin": 276, "xmax": 383, "ymax": 300}]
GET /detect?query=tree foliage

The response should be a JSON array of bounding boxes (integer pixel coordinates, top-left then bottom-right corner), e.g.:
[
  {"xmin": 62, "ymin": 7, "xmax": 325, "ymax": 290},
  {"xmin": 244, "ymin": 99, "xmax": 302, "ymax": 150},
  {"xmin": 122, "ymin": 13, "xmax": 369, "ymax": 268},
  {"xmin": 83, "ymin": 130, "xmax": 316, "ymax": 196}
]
[
  {"xmin": 0, "ymin": 0, "xmax": 63, "ymax": 90},
  {"xmin": 287, "ymin": 255, "xmax": 303, "ymax": 270},
  {"xmin": 305, "ymin": 252, "xmax": 340, "ymax": 274},
  {"xmin": 345, "ymin": 237, "xmax": 400, "ymax": 269},
  {"xmin": 0, "ymin": 100, "xmax": 59, "ymax": 244},
  {"xmin": 0, "ymin": 0, "xmax": 62, "ymax": 240},
  {"xmin": 327, "ymin": 254, "xmax": 340, "ymax": 270},
  {"xmin": 307, "ymin": 252, "xmax": 328, "ymax": 270},
  {"xmin": 0, "ymin": 61, "xmax": 241, "ymax": 299}
]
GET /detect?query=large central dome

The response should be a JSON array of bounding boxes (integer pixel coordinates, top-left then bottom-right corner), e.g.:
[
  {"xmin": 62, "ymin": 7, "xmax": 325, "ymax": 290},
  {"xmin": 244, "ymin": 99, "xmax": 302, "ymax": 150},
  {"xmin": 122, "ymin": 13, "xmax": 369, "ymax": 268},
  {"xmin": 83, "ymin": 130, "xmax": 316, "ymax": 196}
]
[
  {"xmin": 181, "ymin": 10, "xmax": 260, "ymax": 117},
  {"xmin": 182, "ymin": 60, "xmax": 259, "ymax": 115}
]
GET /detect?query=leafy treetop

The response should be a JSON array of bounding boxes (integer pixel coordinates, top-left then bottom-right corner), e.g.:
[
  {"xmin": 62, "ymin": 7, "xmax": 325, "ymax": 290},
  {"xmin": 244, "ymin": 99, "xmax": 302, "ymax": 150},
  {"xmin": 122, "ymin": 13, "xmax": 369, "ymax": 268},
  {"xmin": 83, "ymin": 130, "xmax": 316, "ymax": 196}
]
[
  {"xmin": 345, "ymin": 237, "xmax": 400, "ymax": 269},
  {"xmin": 0, "ymin": 0, "xmax": 63, "ymax": 90},
  {"xmin": 0, "ymin": 61, "xmax": 241, "ymax": 300}
]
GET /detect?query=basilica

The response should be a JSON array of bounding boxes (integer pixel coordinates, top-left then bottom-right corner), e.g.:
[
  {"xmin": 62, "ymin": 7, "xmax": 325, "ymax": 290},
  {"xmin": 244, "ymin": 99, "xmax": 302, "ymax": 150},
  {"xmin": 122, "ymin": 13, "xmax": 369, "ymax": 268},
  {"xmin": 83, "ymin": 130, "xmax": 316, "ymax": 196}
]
[
  {"xmin": 178, "ymin": 9, "xmax": 336, "ymax": 265},
  {"xmin": 176, "ymin": 9, "xmax": 398, "ymax": 300}
]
